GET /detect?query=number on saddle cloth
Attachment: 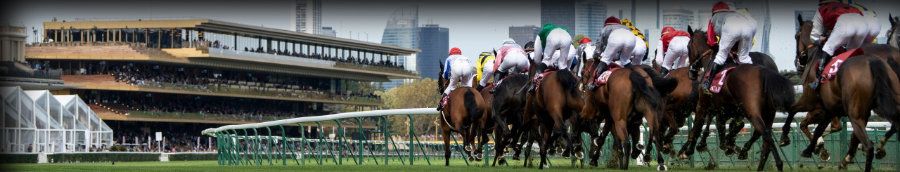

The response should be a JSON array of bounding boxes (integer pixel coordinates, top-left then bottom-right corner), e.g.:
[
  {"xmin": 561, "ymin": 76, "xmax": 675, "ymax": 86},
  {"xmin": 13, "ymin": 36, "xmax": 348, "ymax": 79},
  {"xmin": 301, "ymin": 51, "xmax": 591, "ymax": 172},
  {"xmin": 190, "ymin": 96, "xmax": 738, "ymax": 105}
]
[
  {"xmin": 709, "ymin": 66, "xmax": 737, "ymax": 94},
  {"xmin": 593, "ymin": 64, "xmax": 623, "ymax": 86},
  {"xmin": 821, "ymin": 48, "xmax": 864, "ymax": 84}
]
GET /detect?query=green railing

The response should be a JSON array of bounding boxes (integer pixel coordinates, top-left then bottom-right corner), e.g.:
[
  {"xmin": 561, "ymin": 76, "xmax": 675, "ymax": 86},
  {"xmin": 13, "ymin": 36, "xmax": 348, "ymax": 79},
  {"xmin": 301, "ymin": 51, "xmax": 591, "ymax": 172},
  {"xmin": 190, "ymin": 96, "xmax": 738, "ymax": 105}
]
[{"xmin": 202, "ymin": 109, "xmax": 897, "ymax": 170}]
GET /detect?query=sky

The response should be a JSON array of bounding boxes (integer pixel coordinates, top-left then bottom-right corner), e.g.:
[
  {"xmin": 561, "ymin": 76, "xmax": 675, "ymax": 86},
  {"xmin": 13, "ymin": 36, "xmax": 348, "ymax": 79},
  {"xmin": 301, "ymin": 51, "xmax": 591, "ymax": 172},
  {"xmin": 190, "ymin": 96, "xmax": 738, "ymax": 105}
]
[{"xmin": 5, "ymin": 0, "xmax": 900, "ymax": 71}]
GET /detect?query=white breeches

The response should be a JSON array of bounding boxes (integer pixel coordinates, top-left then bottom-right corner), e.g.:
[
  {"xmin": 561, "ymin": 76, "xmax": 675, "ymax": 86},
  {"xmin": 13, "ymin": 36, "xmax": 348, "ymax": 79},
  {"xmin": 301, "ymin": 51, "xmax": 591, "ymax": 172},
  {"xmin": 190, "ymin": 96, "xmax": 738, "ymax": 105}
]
[
  {"xmin": 600, "ymin": 29, "xmax": 636, "ymax": 66},
  {"xmin": 713, "ymin": 15, "xmax": 756, "ymax": 65},
  {"xmin": 662, "ymin": 36, "xmax": 691, "ymax": 70},
  {"xmin": 534, "ymin": 29, "xmax": 572, "ymax": 68},
  {"xmin": 822, "ymin": 13, "xmax": 869, "ymax": 56},
  {"xmin": 444, "ymin": 60, "xmax": 475, "ymax": 94}
]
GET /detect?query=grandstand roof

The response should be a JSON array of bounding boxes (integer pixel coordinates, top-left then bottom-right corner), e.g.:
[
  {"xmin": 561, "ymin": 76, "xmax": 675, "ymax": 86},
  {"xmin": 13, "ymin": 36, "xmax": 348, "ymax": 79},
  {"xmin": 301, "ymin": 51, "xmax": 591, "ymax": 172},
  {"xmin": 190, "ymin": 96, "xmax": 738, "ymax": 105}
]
[{"xmin": 43, "ymin": 19, "xmax": 418, "ymax": 55}]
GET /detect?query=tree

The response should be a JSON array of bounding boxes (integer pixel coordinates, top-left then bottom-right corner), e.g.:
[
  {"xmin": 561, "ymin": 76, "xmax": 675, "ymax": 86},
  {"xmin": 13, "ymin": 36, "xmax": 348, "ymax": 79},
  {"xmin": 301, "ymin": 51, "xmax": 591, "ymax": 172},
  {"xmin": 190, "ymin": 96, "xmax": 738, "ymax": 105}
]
[{"xmin": 379, "ymin": 78, "xmax": 441, "ymax": 136}]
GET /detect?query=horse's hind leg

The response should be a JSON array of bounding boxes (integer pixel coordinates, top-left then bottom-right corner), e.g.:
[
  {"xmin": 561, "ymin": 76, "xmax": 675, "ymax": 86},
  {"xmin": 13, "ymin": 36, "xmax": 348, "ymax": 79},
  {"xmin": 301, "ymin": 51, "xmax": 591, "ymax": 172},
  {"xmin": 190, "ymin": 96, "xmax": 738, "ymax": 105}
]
[
  {"xmin": 442, "ymin": 129, "xmax": 452, "ymax": 166},
  {"xmin": 678, "ymin": 107, "xmax": 707, "ymax": 159},
  {"xmin": 838, "ymin": 134, "xmax": 861, "ymax": 169},
  {"xmin": 875, "ymin": 126, "xmax": 896, "ymax": 159},
  {"xmin": 802, "ymin": 119, "xmax": 832, "ymax": 158},
  {"xmin": 738, "ymin": 130, "xmax": 760, "ymax": 160},
  {"xmin": 847, "ymin": 112, "xmax": 874, "ymax": 172}
]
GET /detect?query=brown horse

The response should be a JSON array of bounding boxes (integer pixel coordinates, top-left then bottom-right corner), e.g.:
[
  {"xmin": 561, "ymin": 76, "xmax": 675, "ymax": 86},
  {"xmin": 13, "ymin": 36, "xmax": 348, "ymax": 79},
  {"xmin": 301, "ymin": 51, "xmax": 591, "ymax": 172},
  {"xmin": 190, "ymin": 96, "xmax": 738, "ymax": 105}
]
[
  {"xmin": 437, "ymin": 63, "xmax": 489, "ymax": 166},
  {"xmin": 889, "ymin": 14, "xmax": 900, "ymax": 48},
  {"xmin": 678, "ymin": 27, "xmax": 795, "ymax": 171},
  {"xmin": 577, "ymin": 58, "xmax": 670, "ymax": 170},
  {"xmin": 781, "ymin": 16, "xmax": 900, "ymax": 171},
  {"xmin": 525, "ymin": 67, "xmax": 582, "ymax": 169}
]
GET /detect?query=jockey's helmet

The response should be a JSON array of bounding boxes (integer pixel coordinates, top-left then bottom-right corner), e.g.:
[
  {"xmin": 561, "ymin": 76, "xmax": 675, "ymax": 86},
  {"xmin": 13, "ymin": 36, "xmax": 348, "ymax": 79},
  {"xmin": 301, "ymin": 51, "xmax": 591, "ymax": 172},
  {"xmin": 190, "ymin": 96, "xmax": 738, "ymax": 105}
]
[
  {"xmin": 450, "ymin": 47, "xmax": 462, "ymax": 55},
  {"xmin": 579, "ymin": 37, "xmax": 592, "ymax": 44},
  {"xmin": 662, "ymin": 26, "xmax": 675, "ymax": 35},
  {"xmin": 524, "ymin": 41, "xmax": 535, "ymax": 51},
  {"xmin": 712, "ymin": 1, "xmax": 733, "ymax": 13},
  {"xmin": 604, "ymin": 17, "xmax": 621, "ymax": 26}
]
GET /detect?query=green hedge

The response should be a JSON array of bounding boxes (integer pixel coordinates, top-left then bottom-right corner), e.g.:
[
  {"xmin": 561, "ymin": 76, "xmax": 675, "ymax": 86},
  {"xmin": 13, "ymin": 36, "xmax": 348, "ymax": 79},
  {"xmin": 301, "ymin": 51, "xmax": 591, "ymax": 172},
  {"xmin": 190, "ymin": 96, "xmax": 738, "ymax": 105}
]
[
  {"xmin": 167, "ymin": 153, "xmax": 217, "ymax": 161},
  {"xmin": 0, "ymin": 154, "xmax": 38, "ymax": 163},
  {"xmin": 48, "ymin": 153, "xmax": 160, "ymax": 163}
]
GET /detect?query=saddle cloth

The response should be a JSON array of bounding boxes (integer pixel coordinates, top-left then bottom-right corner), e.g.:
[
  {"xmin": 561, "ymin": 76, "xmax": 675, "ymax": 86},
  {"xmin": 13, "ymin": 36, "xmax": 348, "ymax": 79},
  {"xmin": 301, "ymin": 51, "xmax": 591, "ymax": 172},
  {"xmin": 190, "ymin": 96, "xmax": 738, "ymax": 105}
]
[
  {"xmin": 593, "ymin": 64, "xmax": 623, "ymax": 86},
  {"xmin": 710, "ymin": 66, "xmax": 737, "ymax": 94},
  {"xmin": 821, "ymin": 48, "xmax": 864, "ymax": 84},
  {"xmin": 533, "ymin": 70, "xmax": 555, "ymax": 91}
]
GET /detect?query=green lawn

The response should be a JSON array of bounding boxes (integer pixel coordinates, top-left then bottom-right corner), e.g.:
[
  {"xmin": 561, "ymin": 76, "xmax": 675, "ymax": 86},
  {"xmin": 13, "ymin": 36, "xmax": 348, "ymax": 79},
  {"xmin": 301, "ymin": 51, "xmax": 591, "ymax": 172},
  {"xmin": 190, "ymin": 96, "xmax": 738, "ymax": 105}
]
[{"xmin": 5, "ymin": 158, "xmax": 877, "ymax": 172}]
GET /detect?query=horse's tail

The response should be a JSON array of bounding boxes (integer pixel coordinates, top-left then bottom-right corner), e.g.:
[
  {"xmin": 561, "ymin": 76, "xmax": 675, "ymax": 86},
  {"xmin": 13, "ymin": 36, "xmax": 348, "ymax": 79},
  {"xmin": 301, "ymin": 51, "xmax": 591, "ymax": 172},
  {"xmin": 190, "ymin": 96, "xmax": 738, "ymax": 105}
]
[
  {"xmin": 556, "ymin": 69, "xmax": 580, "ymax": 97},
  {"xmin": 868, "ymin": 58, "xmax": 898, "ymax": 121},
  {"xmin": 759, "ymin": 67, "xmax": 795, "ymax": 112},
  {"xmin": 464, "ymin": 89, "xmax": 481, "ymax": 128},
  {"xmin": 629, "ymin": 70, "xmax": 661, "ymax": 112}
]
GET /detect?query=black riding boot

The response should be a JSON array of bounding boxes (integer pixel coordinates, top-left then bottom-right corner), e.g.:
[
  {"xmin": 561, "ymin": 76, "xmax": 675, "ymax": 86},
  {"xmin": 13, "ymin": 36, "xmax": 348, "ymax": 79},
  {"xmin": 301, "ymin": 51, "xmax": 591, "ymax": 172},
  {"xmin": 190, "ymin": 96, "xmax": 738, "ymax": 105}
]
[
  {"xmin": 702, "ymin": 61, "xmax": 723, "ymax": 91},
  {"xmin": 660, "ymin": 67, "xmax": 670, "ymax": 76},
  {"xmin": 490, "ymin": 71, "xmax": 507, "ymax": 93},
  {"xmin": 585, "ymin": 62, "xmax": 608, "ymax": 91},
  {"xmin": 809, "ymin": 49, "xmax": 831, "ymax": 90}
]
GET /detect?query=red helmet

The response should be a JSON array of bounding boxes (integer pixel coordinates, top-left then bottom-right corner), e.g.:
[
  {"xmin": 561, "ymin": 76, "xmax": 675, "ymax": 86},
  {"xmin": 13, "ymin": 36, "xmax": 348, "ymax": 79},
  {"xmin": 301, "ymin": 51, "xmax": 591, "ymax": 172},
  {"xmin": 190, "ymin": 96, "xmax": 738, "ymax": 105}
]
[
  {"xmin": 604, "ymin": 16, "xmax": 621, "ymax": 25},
  {"xmin": 661, "ymin": 26, "xmax": 675, "ymax": 35},
  {"xmin": 579, "ymin": 37, "xmax": 592, "ymax": 44},
  {"xmin": 449, "ymin": 47, "xmax": 462, "ymax": 55},
  {"xmin": 712, "ymin": 1, "xmax": 732, "ymax": 13}
]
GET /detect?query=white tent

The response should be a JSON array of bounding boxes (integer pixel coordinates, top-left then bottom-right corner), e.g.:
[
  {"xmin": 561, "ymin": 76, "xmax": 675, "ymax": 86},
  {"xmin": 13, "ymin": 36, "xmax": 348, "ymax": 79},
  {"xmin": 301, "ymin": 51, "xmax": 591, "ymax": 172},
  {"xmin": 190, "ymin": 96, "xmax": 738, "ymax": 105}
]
[{"xmin": 0, "ymin": 86, "xmax": 113, "ymax": 153}]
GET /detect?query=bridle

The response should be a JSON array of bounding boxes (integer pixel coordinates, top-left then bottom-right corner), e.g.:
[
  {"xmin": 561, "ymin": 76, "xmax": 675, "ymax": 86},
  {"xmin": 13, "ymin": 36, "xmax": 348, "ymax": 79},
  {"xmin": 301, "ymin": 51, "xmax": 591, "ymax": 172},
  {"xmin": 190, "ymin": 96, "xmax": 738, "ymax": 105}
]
[{"xmin": 795, "ymin": 43, "xmax": 816, "ymax": 71}]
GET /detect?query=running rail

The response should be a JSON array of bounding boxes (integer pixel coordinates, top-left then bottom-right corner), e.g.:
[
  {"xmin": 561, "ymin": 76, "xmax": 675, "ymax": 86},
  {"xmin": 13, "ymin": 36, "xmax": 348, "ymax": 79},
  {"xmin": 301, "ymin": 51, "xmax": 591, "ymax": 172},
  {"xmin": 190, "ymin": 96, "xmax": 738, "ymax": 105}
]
[{"xmin": 201, "ymin": 108, "xmax": 438, "ymax": 136}]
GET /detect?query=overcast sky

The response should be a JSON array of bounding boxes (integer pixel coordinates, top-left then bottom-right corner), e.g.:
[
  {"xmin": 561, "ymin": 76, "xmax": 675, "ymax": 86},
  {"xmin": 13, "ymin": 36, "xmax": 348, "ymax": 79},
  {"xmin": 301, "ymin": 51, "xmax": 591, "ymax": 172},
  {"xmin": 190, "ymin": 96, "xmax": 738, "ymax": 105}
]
[{"xmin": 6, "ymin": 0, "xmax": 900, "ymax": 71}]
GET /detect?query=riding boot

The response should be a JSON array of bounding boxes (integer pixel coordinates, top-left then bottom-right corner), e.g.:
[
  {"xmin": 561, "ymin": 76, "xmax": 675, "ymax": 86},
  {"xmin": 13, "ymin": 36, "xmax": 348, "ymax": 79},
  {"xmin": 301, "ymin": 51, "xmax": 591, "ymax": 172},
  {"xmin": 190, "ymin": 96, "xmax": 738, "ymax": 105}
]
[
  {"xmin": 527, "ymin": 63, "xmax": 548, "ymax": 93},
  {"xmin": 660, "ymin": 67, "xmax": 670, "ymax": 76},
  {"xmin": 490, "ymin": 71, "xmax": 506, "ymax": 93},
  {"xmin": 809, "ymin": 50, "xmax": 831, "ymax": 90},
  {"xmin": 585, "ymin": 62, "xmax": 608, "ymax": 91},
  {"xmin": 702, "ymin": 61, "xmax": 723, "ymax": 91}
]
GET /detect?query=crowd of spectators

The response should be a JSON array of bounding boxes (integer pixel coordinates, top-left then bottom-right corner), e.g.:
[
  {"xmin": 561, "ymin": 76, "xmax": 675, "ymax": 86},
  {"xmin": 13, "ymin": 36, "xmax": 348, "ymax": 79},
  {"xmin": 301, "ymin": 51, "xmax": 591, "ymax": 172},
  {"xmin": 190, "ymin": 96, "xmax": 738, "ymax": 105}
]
[
  {"xmin": 198, "ymin": 39, "xmax": 405, "ymax": 70},
  {"xmin": 111, "ymin": 121, "xmax": 217, "ymax": 152},
  {"xmin": 82, "ymin": 90, "xmax": 331, "ymax": 121}
]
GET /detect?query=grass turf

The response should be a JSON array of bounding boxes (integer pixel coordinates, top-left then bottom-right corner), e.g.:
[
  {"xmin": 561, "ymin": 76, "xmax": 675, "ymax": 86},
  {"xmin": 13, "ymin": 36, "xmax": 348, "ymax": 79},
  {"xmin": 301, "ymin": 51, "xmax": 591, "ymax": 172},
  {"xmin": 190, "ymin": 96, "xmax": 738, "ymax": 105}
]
[{"xmin": 5, "ymin": 158, "xmax": 874, "ymax": 172}]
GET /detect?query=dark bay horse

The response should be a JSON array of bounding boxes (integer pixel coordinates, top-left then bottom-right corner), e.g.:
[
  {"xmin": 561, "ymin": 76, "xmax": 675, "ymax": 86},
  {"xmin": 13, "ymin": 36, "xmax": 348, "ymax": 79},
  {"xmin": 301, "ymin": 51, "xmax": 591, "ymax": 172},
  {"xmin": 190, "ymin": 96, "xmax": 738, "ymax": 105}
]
[
  {"xmin": 782, "ymin": 16, "xmax": 900, "ymax": 171},
  {"xmin": 678, "ymin": 27, "xmax": 795, "ymax": 171},
  {"xmin": 437, "ymin": 63, "xmax": 489, "ymax": 166},
  {"xmin": 488, "ymin": 73, "xmax": 529, "ymax": 166},
  {"xmin": 578, "ymin": 59, "xmax": 670, "ymax": 170},
  {"xmin": 525, "ymin": 68, "xmax": 582, "ymax": 169}
]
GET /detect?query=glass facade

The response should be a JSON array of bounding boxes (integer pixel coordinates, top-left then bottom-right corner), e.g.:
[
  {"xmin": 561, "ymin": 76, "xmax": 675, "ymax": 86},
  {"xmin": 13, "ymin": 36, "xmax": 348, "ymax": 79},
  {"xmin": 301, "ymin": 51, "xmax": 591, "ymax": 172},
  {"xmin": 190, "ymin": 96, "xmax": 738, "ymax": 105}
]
[{"xmin": 417, "ymin": 25, "xmax": 449, "ymax": 80}]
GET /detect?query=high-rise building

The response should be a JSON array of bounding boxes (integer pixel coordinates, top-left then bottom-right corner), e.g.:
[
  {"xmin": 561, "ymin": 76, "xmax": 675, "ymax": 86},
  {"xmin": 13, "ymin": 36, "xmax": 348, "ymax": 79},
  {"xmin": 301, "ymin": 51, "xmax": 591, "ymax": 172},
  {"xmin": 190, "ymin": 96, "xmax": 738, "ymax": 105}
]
[
  {"xmin": 541, "ymin": 0, "xmax": 606, "ymax": 38},
  {"xmin": 417, "ymin": 24, "xmax": 449, "ymax": 80},
  {"xmin": 575, "ymin": 0, "xmax": 606, "ymax": 39},
  {"xmin": 541, "ymin": 0, "xmax": 576, "ymax": 34},
  {"xmin": 319, "ymin": 27, "xmax": 337, "ymax": 37},
  {"xmin": 381, "ymin": 6, "xmax": 419, "ymax": 89},
  {"xmin": 293, "ymin": 0, "xmax": 322, "ymax": 34},
  {"xmin": 509, "ymin": 25, "xmax": 539, "ymax": 47},
  {"xmin": 662, "ymin": 9, "xmax": 694, "ymax": 31}
]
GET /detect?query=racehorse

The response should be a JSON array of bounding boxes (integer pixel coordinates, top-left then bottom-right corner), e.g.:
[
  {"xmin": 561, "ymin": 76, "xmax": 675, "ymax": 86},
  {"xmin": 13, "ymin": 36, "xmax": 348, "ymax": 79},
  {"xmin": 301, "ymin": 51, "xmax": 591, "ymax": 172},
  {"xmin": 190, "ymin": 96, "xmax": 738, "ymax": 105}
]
[
  {"xmin": 488, "ymin": 73, "xmax": 530, "ymax": 166},
  {"xmin": 578, "ymin": 57, "xmax": 670, "ymax": 170},
  {"xmin": 889, "ymin": 14, "xmax": 899, "ymax": 48},
  {"xmin": 678, "ymin": 26, "xmax": 795, "ymax": 171},
  {"xmin": 525, "ymin": 66, "xmax": 582, "ymax": 169},
  {"xmin": 781, "ymin": 16, "xmax": 900, "ymax": 171},
  {"xmin": 437, "ymin": 63, "xmax": 489, "ymax": 166}
]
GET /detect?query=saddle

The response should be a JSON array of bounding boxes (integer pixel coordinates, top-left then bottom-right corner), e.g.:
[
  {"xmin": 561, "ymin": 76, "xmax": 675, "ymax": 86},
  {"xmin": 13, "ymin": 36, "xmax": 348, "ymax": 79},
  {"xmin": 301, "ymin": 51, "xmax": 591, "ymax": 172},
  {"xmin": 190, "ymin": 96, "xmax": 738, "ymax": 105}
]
[
  {"xmin": 593, "ymin": 64, "xmax": 623, "ymax": 86},
  {"xmin": 821, "ymin": 48, "xmax": 864, "ymax": 84},
  {"xmin": 709, "ymin": 66, "xmax": 737, "ymax": 94}
]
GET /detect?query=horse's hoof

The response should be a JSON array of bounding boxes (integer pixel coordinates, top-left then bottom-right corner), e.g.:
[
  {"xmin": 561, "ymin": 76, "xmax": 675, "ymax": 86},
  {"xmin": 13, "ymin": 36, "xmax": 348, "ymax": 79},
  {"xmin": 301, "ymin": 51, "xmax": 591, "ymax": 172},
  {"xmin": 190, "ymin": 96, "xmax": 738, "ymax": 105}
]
[
  {"xmin": 468, "ymin": 157, "xmax": 475, "ymax": 161},
  {"xmin": 696, "ymin": 144, "xmax": 708, "ymax": 152},
  {"xmin": 636, "ymin": 143, "xmax": 645, "ymax": 150},
  {"xmin": 800, "ymin": 149, "xmax": 814, "ymax": 158},
  {"xmin": 723, "ymin": 147, "xmax": 735, "ymax": 156},
  {"xmin": 779, "ymin": 139, "xmax": 791, "ymax": 147},
  {"xmin": 678, "ymin": 153, "xmax": 689, "ymax": 160},
  {"xmin": 737, "ymin": 150, "xmax": 749, "ymax": 160},
  {"xmin": 541, "ymin": 162, "xmax": 550, "ymax": 169},
  {"xmin": 705, "ymin": 162, "xmax": 717, "ymax": 170},
  {"xmin": 876, "ymin": 148, "xmax": 887, "ymax": 159},
  {"xmin": 843, "ymin": 155, "xmax": 854, "ymax": 164},
  {"xmin": 657, "ymin": 164, "xmax": 669, "ymax": 171},
  {"xmin": 819, "ymin": 150, "xmax": 831, "ymax": 161},
  {"xmin": 575, "ymin": 152, "xmax": 584, "ymax": 159},
  {"xmin": 589, "ymin": 160, "xmax": 598, "ymax": 167},
  {"xmin": 498, "ymin": 158, "xmax": 507, "ymax": 166}
]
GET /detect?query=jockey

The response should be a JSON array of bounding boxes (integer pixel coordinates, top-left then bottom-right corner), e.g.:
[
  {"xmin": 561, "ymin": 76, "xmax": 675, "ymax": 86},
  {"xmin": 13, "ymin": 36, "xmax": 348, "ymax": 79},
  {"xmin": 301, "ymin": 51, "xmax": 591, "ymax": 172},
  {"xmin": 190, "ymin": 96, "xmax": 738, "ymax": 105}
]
[
  {"xmin": 476, "ymin": 51, "xmax": 496, "ymax": 90},
  {"xmin": 809, "ymin": 0, "xmax": 878, "ymax": 89},
  {"xmin": 549, "ymin": 44, "xmax": 578, "ymax": 71},
  {"xmin": 702, "ymin": 1, "xmax": 757, "ymax": 90},
  {"xmin": 533, "ymin": 24, "xmax": 573, "ymax": 71},
  {"xmin": 622, "ymin": 18, "xmax": 649, "ymax": 66},
  {"xmin": 527, "ymin": 24, "xmax": 573, "ymax": 93},
  {"xmin": 576, "ymin": 37, "xmax": 596, "ymax": 73},
  {"xmin": 586, "ymin": 16, "xmax": 635, "ymax": 90},
  {"xmin": 484, "ymin": 39, "xmax": 530, "ymax": 89},
  {"xmin": 438, "ymin": 47, "xmax": 475, "ymax": 111},
  {"xmin": 655, "ymin": 26, "xmax": 691, "ymax": 74}
]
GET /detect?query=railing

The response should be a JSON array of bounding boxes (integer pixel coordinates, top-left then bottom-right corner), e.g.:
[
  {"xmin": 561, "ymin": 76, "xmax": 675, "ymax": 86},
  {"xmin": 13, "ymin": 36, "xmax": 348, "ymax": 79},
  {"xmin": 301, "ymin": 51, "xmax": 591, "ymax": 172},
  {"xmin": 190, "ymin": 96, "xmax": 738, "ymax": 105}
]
[{"xmin": 201, "ymin": 108, "xmax": 898, "ymax": 169}]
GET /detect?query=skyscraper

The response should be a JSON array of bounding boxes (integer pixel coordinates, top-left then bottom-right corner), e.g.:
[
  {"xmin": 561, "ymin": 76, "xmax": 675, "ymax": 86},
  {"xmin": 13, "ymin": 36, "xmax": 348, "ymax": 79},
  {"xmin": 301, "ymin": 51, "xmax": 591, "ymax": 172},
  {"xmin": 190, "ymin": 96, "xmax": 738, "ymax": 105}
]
[
  {"xmin": 381, "ymin": 6, "xmax": 419, "ymax": 89},
  {"xmin": 417, "ymin": 24, "xmax": 449, "ymax": 80},
  {"xmin": 541, "ymin": 0, "xmax": 576, "ymax": 34},
  {"xmin": 541, "ymin": 0, "xmax": 606, "ymax": 38},
  {"xmin": 662, "ymin": 9, "xmax": 694, "ymax": 31},
  {"xmin": 509, "ymin": 25, "xmax": 539, "ymax": 47},
  {"xmin": 575, "ymin": 0, "xmax": 606, "ymax": 39},
  {"xmin": 293, "ymin": 0, "xmax": 322, "ymax": 34}
]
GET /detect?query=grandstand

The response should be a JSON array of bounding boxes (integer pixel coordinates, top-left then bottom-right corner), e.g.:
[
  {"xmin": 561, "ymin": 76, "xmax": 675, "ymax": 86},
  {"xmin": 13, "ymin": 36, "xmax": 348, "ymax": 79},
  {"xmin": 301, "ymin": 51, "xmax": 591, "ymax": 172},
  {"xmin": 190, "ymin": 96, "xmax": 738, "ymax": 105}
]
[{"xmin": 25, "ymin": 19, "xmax": 419, "ymax": 152}]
